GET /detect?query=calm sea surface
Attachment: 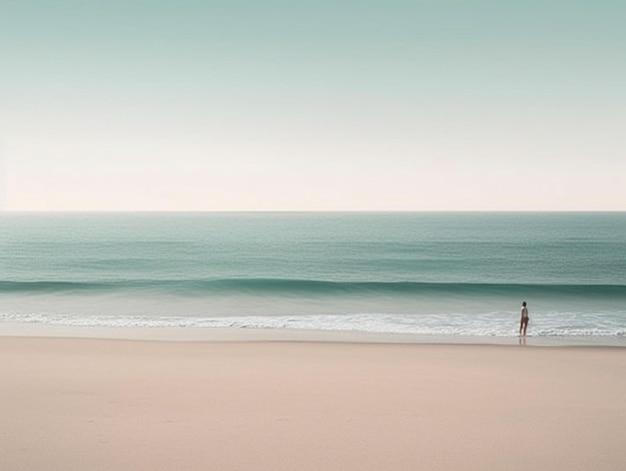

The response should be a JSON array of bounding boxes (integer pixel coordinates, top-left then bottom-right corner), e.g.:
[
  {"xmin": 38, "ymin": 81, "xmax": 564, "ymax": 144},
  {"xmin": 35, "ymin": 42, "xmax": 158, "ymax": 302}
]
[{"xmin": 1, "ymin": 212, "xmax": 625, "ymax": 341}]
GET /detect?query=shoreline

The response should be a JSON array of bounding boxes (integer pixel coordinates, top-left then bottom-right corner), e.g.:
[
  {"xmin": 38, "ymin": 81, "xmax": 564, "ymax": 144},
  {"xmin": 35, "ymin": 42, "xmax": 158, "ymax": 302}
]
[{"xmin": 1, "ymin": 321, "xmax": 625, "ymax": 347}]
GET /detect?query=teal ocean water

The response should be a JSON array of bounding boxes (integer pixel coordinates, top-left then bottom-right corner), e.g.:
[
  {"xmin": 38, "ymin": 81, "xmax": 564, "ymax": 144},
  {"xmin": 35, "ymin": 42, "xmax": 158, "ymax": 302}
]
[{"xmin": 1, "ymin": 212, "xmax": 625, "ymax": 340}]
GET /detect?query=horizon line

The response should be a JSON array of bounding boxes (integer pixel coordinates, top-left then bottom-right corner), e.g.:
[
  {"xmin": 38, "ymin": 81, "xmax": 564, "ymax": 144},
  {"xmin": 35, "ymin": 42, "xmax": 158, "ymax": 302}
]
[{"xmin": 2, "ymin": 209, "xmax": 625, "ymax": 214}]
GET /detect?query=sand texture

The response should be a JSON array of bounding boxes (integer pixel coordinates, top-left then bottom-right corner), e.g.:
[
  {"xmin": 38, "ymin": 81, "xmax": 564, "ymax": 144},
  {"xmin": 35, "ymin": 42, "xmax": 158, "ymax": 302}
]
[{"xmin": 1, "ymin": 337, "xmax": 625, "ymax": 470}]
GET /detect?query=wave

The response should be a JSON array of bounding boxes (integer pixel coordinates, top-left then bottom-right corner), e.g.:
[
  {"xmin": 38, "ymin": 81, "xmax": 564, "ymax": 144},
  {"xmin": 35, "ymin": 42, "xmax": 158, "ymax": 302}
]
[
  {"xmin": 0, "ymin": 281, "xmax": 109, "ymax": 293},
  {"xmin": 2, "ymin": 279, "xmax": 626, "ymax": 298}
]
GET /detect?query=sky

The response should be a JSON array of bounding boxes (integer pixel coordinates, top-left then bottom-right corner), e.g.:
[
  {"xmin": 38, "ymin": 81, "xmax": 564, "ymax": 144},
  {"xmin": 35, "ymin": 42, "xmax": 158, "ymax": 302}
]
[{"xmin": 1, "ymin": 0, "xmax": 625, "ymax": 211}]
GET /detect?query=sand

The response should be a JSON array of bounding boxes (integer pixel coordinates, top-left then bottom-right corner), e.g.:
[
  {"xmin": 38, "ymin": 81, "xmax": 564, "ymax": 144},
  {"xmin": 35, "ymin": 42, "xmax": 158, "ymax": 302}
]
[{"xmin": 1, "ymin": 336, "xmax": 625, "ymax": 471}]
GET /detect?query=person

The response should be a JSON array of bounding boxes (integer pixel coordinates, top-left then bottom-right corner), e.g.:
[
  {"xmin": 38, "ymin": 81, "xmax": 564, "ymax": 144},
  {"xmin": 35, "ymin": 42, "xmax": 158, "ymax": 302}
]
[{"xmin": 519, "ymin": 301, "xmax": 529, "ymax": 336}]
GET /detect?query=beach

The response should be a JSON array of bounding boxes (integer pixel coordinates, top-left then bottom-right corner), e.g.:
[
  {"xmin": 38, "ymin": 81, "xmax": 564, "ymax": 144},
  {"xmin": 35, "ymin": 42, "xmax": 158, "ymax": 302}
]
[{"xmin": 2, "ymin": 335, "xmax": 625, "ymax": 471}]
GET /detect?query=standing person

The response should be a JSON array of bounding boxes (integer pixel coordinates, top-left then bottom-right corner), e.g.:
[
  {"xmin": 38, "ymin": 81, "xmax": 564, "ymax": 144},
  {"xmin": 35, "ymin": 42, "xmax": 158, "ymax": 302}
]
[{"xmin": 519, "ymin": 301, "xmax": 529, "ymax": 336}]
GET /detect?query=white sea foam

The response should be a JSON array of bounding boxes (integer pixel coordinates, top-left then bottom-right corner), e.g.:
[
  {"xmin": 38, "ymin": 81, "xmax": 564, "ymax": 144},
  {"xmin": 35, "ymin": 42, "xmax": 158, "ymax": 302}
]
[{"xmin": 2, "ymin": 310, "xmax": 625, "ymax": 338}]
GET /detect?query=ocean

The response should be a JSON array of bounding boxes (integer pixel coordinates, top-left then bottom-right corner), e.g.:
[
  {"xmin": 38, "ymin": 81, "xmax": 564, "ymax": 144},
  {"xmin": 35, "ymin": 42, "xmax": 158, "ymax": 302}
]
[{"xmin": 1, "ymin": 212, "xmax": 625, "ymax": 343}]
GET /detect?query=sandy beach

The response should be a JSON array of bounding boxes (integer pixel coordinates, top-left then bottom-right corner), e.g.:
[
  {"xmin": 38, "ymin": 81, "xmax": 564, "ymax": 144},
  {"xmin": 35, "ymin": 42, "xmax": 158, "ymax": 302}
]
[{"xmin": 1, "ymin": 336, "xmax": 625, "ymax": 471}]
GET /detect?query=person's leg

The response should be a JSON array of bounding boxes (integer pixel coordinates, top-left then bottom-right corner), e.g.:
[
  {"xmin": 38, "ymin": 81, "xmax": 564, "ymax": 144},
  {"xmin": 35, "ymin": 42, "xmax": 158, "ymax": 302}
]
[{"xmin": 522, "ymin": 318, "xmax": 528, "ymax": 336}]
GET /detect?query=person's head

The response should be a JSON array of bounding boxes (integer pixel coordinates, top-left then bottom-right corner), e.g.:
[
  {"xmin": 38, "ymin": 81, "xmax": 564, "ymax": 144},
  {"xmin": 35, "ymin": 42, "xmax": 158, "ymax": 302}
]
[{"xmin": 522, "ymin": 301, "xmax": 527, "ymax": 307}]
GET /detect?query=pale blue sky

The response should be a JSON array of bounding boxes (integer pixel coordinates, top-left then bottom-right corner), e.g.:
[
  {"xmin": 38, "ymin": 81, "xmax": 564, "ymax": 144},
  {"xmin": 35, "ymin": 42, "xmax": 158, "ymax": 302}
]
[{"xmin": 1, "ymin": 1, "xmax": 624, "ymax": 210}]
